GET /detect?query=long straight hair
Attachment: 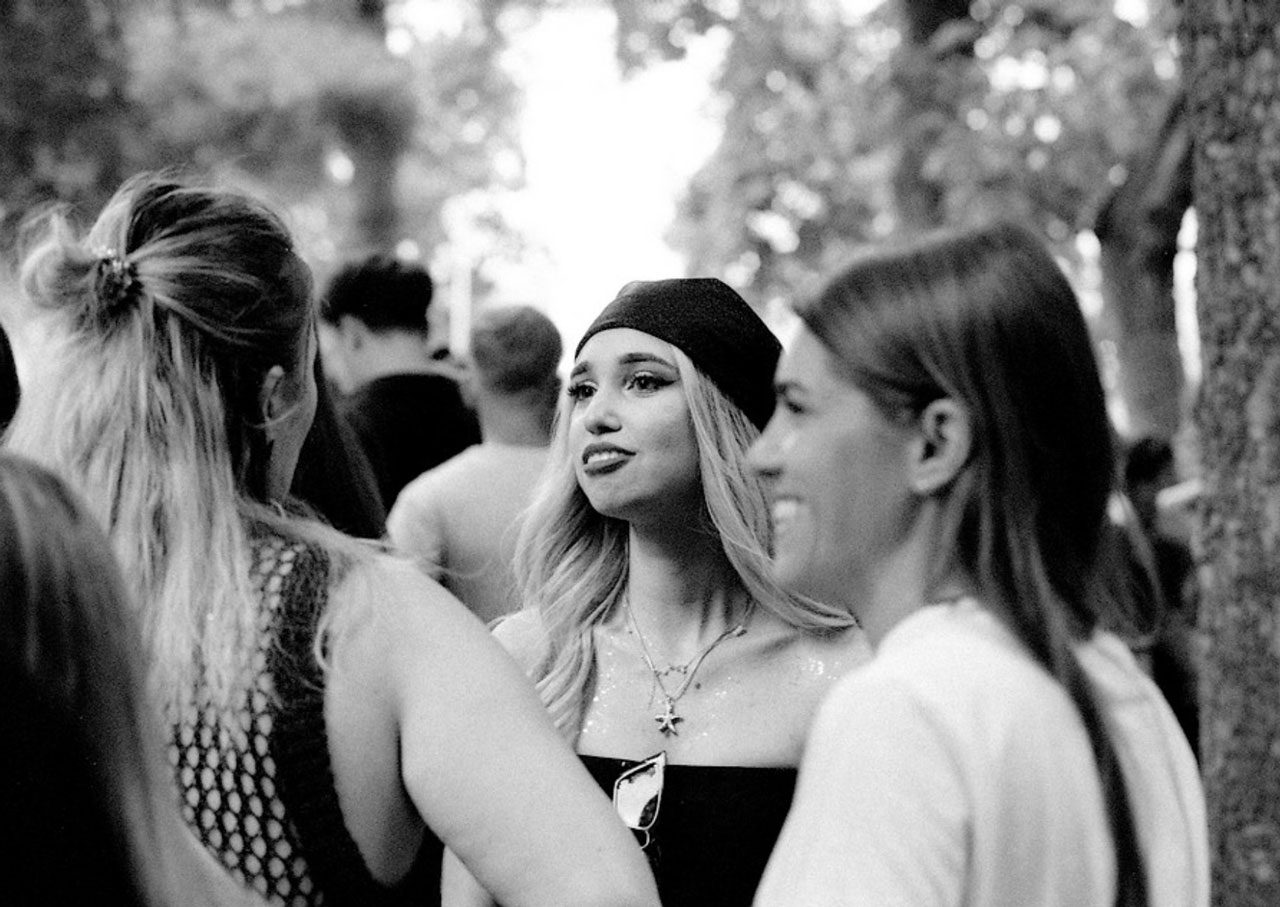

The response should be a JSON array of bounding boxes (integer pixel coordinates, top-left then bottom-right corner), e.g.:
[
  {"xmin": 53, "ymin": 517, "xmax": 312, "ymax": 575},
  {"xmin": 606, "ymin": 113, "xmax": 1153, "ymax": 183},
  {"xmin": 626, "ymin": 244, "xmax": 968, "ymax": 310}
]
[
  {"xmin": 514, "ymin": 343, "xmax": 853, "ymax": 738},
  {"xmin": 800, "ymin": 221, "xmax": 1148, "ymax": 907},
  {"xmin": 5, "ymin": 174, "xmax": 364, "ymax": 725},
  {"xmin": 0, "ymin": 453, "xmax": 180, "ymax": 906}
]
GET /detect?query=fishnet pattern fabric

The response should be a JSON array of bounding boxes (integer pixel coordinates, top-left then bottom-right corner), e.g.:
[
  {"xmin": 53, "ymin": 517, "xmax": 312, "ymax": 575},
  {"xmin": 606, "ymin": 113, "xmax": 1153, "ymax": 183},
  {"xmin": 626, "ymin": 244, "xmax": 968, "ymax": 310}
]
[{"xmin": 169, "ymin": 538, "xmax": 320, "ymax": 906}]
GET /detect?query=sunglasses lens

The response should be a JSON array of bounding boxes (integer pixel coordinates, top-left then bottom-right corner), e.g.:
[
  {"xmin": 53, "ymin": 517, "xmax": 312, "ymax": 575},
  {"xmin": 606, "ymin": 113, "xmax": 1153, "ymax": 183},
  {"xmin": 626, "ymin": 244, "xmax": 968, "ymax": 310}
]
[{"xmin": 613, "ymin": 751, "xmax": 666, "ymax": 831}]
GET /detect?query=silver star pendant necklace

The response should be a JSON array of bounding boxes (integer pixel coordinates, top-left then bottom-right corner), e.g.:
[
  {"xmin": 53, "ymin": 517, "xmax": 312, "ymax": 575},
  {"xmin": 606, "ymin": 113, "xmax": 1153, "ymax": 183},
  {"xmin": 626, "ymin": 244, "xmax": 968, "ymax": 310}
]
[{"xmin": 625, "ymin": 598, "xmax": 748, "ymax": 737}]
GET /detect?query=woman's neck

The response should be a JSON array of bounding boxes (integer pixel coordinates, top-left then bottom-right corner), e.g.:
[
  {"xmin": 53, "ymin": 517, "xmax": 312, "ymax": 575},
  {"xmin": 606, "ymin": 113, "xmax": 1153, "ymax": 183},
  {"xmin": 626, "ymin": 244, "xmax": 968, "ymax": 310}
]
[
  {"xmin": 623, "ymin": 521, "xmax": 746, "ymax": 658},
  {"xmin": 852, "ymin": 515, "xmax": 972, "ymax": 649}
]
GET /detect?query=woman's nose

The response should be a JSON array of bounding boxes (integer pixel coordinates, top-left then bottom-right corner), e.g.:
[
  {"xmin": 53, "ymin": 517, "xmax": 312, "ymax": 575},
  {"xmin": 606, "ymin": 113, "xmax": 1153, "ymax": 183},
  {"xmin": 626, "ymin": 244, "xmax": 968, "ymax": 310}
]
[
  {"xmin": 582, "ymin": 388, "xmax": 621, "ymax": 434},
  {"xmin": 747, "ymin": 415, "xmax": 780, "ymax": 479}
]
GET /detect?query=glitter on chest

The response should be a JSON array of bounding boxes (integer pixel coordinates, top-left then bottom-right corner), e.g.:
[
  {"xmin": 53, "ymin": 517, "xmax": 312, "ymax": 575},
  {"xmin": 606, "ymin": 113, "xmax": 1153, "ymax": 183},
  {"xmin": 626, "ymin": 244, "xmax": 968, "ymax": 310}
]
[{"xmin": 581, "ymin": 634, "xmax": 746, "ymax": 742}]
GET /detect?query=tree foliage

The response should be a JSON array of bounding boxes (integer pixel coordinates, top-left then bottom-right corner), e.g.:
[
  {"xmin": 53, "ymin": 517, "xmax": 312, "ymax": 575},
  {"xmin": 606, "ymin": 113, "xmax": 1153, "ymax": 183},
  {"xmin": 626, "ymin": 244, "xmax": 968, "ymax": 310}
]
[
  {"xmin": 0, "ymin": 0, "xmax": 135, "ymax": 241},
  {"xmin": 128, "ymin": 7, "xmax": 415, "ymax": 189},
  {"xmin": 599, "ymin": 0, "xmax": 1181, "ymax": 306},
  {"xmin": 3, "ymin": 0, "xmax": 1186, "ymax": 325},
  {"xmin": 1, "ymin": 0, "xmax": 525, "ymax": 269}
]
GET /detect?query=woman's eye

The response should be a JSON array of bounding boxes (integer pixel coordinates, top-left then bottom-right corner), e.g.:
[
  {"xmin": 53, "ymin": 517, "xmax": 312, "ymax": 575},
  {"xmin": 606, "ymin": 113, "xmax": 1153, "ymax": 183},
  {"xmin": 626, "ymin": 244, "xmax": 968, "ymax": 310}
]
[
  {"xmin": 628, "ymin": 372, "xmax": 668, "ymax": 393},
  {"xmin": 567, "ymin": 382, "xmax": 595, "ymax": 402},
  {"xmin": 779, "ymin": 394, "xmax": 805, "ymax": 416}
]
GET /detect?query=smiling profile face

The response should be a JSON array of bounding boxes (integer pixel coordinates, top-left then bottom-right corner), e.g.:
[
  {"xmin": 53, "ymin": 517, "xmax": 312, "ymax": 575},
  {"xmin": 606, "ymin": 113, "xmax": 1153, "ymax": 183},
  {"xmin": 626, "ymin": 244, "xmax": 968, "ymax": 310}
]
[
  {"xmin": 567, "ymin": 328, "xmax": 702, "ymax": 525},
  {"xmin": 749, "ymin": 328, "xmax": 917, "ymax": 610}
]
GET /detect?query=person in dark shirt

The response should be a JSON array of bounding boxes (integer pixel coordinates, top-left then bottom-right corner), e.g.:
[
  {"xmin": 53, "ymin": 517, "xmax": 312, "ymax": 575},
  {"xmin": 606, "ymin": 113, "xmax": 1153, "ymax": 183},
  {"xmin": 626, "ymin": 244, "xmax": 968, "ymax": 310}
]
[
  {"xmin": 290, "ymin": 352, "xmax": 387, "ymax": 540},
  {"xmin": 1124, "ymin": 436, "xmax": 1199, "ymax": 759},
  {"xmin": 320, "ymin": 255, "xmax": 479, "ymax": 510}
]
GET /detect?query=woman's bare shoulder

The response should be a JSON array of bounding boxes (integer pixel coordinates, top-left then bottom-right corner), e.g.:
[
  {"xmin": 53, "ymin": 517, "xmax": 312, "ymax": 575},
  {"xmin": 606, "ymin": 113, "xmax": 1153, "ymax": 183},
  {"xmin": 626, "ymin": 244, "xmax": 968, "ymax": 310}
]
[
  {"xmin": 811, "ymin": 622, "xmax": 874, "ymax": 666},
  {"xmin": 755, "ymin": 614, "xmax": 873, "ymax": 682},
  {"xmin": 325, "ymin": 551, "xmax": 496, "ymax": 681},
  {"xmin": 801, "ymin": 623, "xmax": 873, "ymax": 684},
  {"xmin": 491, "ymin": 608, "xmax": 551, "ymax": 677},
  {"xmin": 331, "ymin": 550, "xmax": 458, "ymax": 613}
]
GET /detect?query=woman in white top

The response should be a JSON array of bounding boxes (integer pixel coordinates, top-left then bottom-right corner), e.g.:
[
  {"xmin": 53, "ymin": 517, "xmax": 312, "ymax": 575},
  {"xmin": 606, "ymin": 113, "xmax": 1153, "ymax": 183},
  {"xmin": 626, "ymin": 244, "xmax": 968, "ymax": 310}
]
[{"xmin": 750, "ymin": 221, "xmax": 1208, "ymax": 907}]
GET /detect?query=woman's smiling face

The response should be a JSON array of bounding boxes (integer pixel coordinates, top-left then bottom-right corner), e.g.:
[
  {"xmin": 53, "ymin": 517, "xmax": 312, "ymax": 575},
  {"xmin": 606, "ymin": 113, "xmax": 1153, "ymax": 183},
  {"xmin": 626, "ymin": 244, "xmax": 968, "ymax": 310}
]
[
  {"xmin": 749, "ymin": 328, "xmax": 917, "ymax": 610},
  {"xmin": 567, "ymin": 328, "xmax": 702, "ymax": 524}
]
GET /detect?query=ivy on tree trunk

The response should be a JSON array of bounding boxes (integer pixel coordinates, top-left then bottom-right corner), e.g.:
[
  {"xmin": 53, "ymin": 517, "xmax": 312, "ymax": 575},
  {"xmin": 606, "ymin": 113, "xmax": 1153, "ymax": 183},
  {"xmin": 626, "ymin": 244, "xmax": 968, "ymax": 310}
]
[{"xmin": 1184, "ymin": 2, "xmax": 1280, "ymax": 903}]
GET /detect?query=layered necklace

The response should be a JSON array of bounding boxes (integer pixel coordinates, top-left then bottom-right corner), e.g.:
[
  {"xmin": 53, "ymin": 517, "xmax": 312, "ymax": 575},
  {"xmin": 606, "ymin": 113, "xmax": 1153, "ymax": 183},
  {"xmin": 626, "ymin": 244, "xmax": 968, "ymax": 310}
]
[{"xmin": 625, "ymin": 599, "xmax": 749, "ymax": 737}]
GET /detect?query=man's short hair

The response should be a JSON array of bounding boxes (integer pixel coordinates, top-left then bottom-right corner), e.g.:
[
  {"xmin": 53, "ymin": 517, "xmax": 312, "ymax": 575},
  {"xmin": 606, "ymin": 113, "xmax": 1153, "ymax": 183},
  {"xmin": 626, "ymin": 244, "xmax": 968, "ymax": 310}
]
[
  {"xmin": 470, "ymin": 305, "xmax": 562, "ymax": 394},
  {"xmin": 320, "ymin": 254, "xmax": 433, "ymax": 333}
]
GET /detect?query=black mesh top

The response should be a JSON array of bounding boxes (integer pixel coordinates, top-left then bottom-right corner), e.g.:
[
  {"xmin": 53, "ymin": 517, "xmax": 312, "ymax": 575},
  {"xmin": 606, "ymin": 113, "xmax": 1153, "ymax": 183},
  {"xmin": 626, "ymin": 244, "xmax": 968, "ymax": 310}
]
[
  {"xmin": 169, "ymin": 534, "xmax": 441, "ymax": 906},
  {"xmin": 581, "ymin": 754, "xmax": 797, "ymax": 907}
]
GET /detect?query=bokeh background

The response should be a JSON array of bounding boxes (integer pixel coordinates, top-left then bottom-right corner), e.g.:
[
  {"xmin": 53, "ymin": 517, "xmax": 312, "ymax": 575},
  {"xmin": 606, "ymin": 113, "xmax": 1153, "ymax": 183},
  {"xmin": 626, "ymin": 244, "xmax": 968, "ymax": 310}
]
[{"xmin": 0, "ymin": 0, "xmax": 1193, "ymax": 438}]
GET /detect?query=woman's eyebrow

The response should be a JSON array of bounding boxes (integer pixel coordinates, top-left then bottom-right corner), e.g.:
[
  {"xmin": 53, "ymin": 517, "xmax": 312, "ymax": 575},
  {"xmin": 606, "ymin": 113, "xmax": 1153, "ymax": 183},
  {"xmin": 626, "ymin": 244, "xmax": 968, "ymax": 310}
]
[
  {"xmin": 571, "ymin": 352, "xmax": 676, "ymax": 380},
  {"xmin": 617, "ymin": 352, "xmax": 676, "ymax": 369}
]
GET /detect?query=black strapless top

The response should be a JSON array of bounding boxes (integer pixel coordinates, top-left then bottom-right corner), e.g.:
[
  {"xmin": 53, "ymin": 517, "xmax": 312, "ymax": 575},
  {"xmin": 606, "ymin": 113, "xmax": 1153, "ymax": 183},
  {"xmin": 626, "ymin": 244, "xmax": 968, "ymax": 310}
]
[{"xmin": 580, "ymin": 755, "xmax": 797, "ymax": 907}]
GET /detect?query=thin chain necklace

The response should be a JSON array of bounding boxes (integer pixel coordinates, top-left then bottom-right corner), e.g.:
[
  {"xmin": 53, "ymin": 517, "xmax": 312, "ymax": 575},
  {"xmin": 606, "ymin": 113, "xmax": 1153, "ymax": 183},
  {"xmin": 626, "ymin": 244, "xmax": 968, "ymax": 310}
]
[{"xmin": 625, "ymin": 599, "xmax": 748, "ymax": 737}]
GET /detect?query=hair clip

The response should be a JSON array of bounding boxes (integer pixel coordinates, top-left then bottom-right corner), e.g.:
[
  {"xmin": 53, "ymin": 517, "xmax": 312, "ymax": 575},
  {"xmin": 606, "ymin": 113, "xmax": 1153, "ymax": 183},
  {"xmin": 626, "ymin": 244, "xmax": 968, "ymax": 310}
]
[{"xmin": 92, "ymin": 247, "xmax": 140, "ymax": 315}]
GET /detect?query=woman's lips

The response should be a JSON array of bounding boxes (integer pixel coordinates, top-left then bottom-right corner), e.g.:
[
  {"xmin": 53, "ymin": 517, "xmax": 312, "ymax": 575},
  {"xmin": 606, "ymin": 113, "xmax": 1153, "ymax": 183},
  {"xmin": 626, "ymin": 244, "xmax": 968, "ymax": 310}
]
[{"xmin": 581, "ymin": 444, "xmax": 633, "ymax": 475}]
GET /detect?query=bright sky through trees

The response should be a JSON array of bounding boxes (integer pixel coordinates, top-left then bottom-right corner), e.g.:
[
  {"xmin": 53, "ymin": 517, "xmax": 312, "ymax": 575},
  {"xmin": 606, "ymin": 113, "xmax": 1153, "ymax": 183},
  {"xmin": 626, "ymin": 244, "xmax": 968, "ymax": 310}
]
[
  {"xmin": 392, "ymin": 1, "xmax": 723, "ymax": 347},
  {"xmin": 502, "ymin": 5, "xmax": 725, "ymax": 346},
  {"xmin": 388, "ymin": 0, "xmax": 1171, "ymax": 370}
]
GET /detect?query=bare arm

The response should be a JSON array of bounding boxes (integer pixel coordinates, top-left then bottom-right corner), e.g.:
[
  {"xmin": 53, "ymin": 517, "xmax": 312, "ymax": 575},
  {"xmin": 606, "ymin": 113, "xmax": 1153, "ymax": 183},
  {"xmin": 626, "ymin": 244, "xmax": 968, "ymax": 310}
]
[
  {"xmin": 330, "ymin": 557, "xmax": 658, "ymax": 907},
  {"xmin": 441, "ymin": 848, "xmax": 497, "ymax": 907},
  {"xmin": 438, "ymin": 610, "xmax": 555, "ymax": 907},
  {"xmin": 385, "ymin": 480, "xmax": 447, "ymax": 580},
  {"xmin": 490, "ymin": 608, "xmax": 551, "ymax": 677}
]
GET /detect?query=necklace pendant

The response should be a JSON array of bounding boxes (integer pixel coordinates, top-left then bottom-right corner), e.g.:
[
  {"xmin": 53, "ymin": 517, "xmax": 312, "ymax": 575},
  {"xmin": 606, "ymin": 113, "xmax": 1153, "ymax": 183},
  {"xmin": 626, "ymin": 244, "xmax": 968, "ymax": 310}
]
[{"xmin": 654, "ymin": 699, "xmax": 683, "ymax": 736}]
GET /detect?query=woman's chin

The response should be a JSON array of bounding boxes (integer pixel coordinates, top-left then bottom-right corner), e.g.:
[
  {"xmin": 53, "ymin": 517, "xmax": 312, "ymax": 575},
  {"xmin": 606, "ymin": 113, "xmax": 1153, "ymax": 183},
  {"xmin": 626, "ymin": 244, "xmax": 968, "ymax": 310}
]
[
  {"xmin": 770, "ymin": 553, "xmax": 849, "ymax": 611},
  {"xmin": 769, "ymin": 551, "xmax": 817, "ymax": 596}
]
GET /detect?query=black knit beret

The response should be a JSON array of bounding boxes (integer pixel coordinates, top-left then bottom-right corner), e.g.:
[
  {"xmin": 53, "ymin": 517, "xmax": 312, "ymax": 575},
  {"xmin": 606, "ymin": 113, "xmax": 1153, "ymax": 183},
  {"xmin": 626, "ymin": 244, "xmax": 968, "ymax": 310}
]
[{"xmin": 575, "ymin": 278, "xmax": 781, "ymax": 430}]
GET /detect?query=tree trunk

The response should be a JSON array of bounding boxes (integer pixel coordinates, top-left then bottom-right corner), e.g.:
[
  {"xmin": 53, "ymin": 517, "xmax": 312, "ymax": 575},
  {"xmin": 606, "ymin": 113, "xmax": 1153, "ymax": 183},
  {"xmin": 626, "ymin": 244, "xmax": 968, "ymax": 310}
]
[
  {"xmin": 355, "ymin": 0, "xmax": 383, "ymax": 25},
  {"xmin": 349, "ymin": 128, "xmax": 400, "ymax": 252},
  {"xmin": 1183, "ymin": 2, "xmax": 1280, "ymax": 903},
  {"xmin": 1094, "ymin": 95, "xmax": 1192, "ymax": 442},
  {"xmin": 348, "ymin": 0, "xmax": 399, "ymax": 251},
  {"xmin": 889, "ymin": 0, "xmax": 974, "ymax": 231}
]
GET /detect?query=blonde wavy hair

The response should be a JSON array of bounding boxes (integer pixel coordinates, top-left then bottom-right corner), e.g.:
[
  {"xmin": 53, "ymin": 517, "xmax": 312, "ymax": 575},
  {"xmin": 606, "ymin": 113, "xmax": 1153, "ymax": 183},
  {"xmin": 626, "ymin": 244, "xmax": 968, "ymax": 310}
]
[
  {"xmin": 513, "ymin": 344, "xmax": 854, "ymax": 738},
  {"xmin": 5, "ymin": 173, "xmax": 366, "ymax": 726}
]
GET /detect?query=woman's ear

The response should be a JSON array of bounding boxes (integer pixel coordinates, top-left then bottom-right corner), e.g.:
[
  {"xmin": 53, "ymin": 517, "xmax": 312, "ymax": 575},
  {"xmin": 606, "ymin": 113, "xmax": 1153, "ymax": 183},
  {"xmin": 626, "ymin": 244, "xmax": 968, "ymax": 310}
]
[
  {"xmin": 909, "ymin": 398, "xmax": 971, "ymax": 495},
  {"xmin": 258, "ymin": 364, "xmax": 287, "ymax": 426}
]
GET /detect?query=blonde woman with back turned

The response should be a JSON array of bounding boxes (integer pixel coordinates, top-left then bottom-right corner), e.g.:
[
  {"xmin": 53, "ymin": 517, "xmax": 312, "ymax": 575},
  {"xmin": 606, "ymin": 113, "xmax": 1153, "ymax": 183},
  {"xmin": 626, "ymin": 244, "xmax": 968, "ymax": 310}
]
[{"xmin": 5, "ymin": 173, "xmax": 659, "ymax": 907}]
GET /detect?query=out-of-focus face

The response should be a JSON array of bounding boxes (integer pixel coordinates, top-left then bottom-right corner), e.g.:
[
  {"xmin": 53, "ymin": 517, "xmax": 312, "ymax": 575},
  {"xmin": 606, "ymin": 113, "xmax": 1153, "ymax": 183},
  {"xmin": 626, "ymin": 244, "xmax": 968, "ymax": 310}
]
[
  {"xmin": 567, "ymin": 328, "xmax": 701, "ymax": 526},
  {"xmin": 749, "ymin": 328, "xmax": 916, "ymax": 610}
]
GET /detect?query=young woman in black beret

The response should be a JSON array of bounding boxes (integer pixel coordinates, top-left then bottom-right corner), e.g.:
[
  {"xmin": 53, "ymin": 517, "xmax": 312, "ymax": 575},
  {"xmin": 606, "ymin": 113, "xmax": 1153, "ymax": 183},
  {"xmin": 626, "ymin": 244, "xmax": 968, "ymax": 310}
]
[{"xmin": 446, "ymin": 278, "xmax": 870, "ymax": 907}]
